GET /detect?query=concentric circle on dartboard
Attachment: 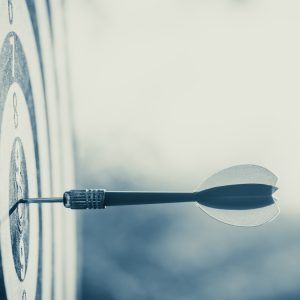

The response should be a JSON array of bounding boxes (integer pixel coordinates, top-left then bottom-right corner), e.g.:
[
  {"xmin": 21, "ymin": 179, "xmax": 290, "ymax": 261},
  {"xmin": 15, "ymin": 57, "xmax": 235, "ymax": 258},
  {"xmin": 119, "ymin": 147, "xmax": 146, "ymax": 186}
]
[
  {"xmin": 0, "ymin": 1, "xmax": 50, "ymax": 298},
  {"xmin": 0, "ymin": 1, "xmax": 77, "ymax": 299}
]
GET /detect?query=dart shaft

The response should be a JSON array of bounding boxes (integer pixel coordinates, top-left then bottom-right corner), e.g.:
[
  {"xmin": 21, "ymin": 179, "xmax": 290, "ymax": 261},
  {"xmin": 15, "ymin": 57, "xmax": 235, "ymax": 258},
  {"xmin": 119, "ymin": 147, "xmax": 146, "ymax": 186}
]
[{"xmin": 105, "ymin": 191, "xmax": 195, "ymax": 206}]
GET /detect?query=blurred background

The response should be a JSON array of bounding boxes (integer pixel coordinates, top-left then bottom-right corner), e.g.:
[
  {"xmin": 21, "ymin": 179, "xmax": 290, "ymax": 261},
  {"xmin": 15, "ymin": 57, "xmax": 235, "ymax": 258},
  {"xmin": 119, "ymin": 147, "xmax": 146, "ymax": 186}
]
[{"xmin": 66, "ymin": 1, "xmax": 300, "ymax": 299}]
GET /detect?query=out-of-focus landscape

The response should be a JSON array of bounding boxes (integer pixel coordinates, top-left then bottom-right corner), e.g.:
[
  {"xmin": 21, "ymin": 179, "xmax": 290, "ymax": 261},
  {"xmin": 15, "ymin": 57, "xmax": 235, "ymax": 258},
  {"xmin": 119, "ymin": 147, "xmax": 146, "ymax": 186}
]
[{"xmin": 66, "ymin": 1, "xmax": 300, "ymax": 299}]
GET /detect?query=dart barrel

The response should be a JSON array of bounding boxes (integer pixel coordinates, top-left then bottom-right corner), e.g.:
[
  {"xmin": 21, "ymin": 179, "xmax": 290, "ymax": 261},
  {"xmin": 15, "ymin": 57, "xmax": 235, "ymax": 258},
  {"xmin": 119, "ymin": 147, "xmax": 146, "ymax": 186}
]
[{"xmin": 63, "ymin": 189, "xmax": 106, "ymax": 209}]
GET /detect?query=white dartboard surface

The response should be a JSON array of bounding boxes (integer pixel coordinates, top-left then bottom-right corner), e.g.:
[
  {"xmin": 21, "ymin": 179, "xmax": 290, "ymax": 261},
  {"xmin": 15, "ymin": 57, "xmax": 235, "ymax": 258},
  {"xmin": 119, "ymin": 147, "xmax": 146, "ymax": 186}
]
[{"xmin": 0, "ymin": 1, "xmax": 77, "ymax": 299}]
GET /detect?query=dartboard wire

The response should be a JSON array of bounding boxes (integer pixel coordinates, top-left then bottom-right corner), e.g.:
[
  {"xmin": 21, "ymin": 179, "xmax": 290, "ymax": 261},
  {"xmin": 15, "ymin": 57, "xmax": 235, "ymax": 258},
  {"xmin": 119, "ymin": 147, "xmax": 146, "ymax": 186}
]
[
  {"xmin": 34, "ymin": 2, "xmax": 66, "ymax": 299},
  {"xmin": 35, "ymin": 1, "xmax": 79, "ymax": 299},
  {"xmin": 39, "ymin": 2, "xmax": 78, "ymax": 299},
  {"xmin": 21, "ymin": 3, "xmax": 59, "ymax": 299}
]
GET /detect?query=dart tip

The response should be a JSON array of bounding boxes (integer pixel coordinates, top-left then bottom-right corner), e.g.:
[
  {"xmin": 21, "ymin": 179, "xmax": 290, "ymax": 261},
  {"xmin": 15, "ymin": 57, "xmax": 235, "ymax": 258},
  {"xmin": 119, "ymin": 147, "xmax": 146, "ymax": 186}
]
[{"xmin": 22, "ymin": 197, "xmax": 64, "ymax": 204}]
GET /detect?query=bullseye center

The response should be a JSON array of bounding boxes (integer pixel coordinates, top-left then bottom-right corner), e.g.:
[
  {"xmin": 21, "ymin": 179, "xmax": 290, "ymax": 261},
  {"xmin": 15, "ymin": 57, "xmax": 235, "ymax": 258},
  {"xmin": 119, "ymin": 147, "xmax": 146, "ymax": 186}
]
[{"xmin": 9, "ymin": 138, "xmax": 29, "ymax": 281}]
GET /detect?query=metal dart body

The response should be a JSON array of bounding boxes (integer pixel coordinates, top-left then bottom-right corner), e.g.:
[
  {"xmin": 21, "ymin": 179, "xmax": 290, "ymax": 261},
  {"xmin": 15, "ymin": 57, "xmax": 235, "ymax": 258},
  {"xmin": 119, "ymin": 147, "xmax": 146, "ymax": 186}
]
[
  {"xmin": 23, "ymin": 184, "xmax": 276, "ymax": 210},
  {"xmin": 21, "ymin": 165, "xmax": 280, "ymax": 227},
  {"xmin": 23, "ymin": 189, "xmax": 194, "ymax": 209}
]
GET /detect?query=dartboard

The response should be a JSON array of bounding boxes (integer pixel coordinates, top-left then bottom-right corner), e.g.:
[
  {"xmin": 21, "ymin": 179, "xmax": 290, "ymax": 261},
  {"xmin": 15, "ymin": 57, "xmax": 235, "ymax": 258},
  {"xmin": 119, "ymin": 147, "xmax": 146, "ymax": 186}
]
[{"xmin": 0, "ymin": 1, "xmax": 77, "ymax": 299}]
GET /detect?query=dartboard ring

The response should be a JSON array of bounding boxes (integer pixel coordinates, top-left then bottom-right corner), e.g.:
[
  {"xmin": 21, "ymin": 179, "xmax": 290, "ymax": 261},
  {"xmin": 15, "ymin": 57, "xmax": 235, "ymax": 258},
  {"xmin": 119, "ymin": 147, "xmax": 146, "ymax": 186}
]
[{"xmin": 0, "ymin": 1, "xmax": 77, "ymax": 299}]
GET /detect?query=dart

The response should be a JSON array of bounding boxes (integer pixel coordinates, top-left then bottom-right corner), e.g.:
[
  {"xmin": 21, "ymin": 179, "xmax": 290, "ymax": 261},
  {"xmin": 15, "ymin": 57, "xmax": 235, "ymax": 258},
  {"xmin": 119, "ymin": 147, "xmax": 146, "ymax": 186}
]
[{"xmin": 21, "ymin": 164, "xmax": 279, "ymax": 227}]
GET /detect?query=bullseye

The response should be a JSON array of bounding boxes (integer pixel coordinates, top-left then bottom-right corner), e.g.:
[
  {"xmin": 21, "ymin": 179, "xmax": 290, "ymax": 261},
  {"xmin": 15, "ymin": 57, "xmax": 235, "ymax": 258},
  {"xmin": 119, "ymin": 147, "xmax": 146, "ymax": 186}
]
[{"xmin": 9, "ymin": 137, "xmax": 29, "ymax": 281}]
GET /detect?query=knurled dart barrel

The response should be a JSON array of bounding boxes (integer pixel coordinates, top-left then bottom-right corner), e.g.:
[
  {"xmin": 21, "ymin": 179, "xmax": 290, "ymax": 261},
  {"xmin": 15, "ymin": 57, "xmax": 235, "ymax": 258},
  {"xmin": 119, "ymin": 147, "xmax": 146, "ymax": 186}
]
[{"xmin": 63, "ymin": 189, "xmax": 106, "ymax": 209}]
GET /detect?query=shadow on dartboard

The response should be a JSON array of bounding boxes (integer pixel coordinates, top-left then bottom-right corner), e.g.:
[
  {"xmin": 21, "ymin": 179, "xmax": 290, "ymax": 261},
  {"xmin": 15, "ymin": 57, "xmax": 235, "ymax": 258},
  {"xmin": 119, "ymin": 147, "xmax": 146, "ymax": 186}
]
[{"xmin": 0, "ymin": 1, "xmax": 77, "ymax": 299}]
